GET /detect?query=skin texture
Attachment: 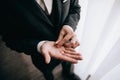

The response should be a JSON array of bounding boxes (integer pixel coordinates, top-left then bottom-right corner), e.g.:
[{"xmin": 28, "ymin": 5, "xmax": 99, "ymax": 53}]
[
  {"xmin": 41, "ymin": 41, "xmax": 82, "ymax": 64},
  {"xmin": 56, "ymin": 25, "xmax": 80, "ymax": 48},
  {"xmin": 40, "ymin": 25, "xmax": 82, "ymax": 64}
]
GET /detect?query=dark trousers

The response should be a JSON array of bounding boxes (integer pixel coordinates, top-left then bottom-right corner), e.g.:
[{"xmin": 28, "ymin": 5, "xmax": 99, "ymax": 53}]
[{"xmin": 31, "ymin": 54, "xmax": 73, "ymax": 80}]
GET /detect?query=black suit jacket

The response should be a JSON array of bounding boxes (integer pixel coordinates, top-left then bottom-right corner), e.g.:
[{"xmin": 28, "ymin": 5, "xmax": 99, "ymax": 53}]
[{"xmin": 1, "ymin": 0, "xmax": 80, "ymax": 55}]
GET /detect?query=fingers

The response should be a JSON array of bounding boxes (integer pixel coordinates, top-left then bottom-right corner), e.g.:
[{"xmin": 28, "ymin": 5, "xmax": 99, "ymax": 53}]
[
  {"xmin": 49, "ymin": 47, "xmax": 82, "ymax": 64},
  {"xmin": 42, "ymin": 50, "xmax": 51, "ymax": 64},
  {"xmin": 56, "ymin": 33, "xmax": 73, "ymax": 47},
  {"xmin": 64, "ymin": 50, "xmax": 81, "ymax": 56},
  {"xmin": 45, "ymin": 53, "xmax": 51, "ymax": 64},
  {"xmin": 70, "ymin": 38, "xmax": 80, "ymax": 48},
  {"xmin": 63, "ymin": 53, "xmax": 83, "ymax": 60},
  {"xmin": 58, "ymin": 48, "xmax": 83, "ymax": 63},
  {"xmin": 40, "ymin": 40, "xmax": 81, "ymax": 64},
  {"xmin": 56, "ymin": 25, "xmax": 74, "ymax": 47},
  {"xmin": 69, "ymin": 34, "xmax": 80, "ymax": 48},
  {"xmin": 63, "ymin": 42, "xmax": 73, "ymax": 48},
  {"xmin": 56, "ymin": 30, "xmax": 65, "ymax": 45},
  {"xmin": 56, "ymin": 31, "xmax": 80, "ymax": 49},
  {"xmin": 59, "ymin": 50, "xmax": 83, "ymax": 63},
  {"xmin": 63, "ymin": 39, "xmax": 80, "ymax": 48},
  {"xmin": 58, "ymin": 55, "xmax": 78, "ymax": 64},
  {"xmin": 40, "ymin": 41, "xmax": 51, "ymax": 64},
  {"xmin": 63, "ymin": 49, "xmax": 83, "ymax": 60}
]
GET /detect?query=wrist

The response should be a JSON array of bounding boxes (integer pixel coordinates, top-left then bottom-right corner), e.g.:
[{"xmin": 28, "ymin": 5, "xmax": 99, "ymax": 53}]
[
  {"xmin": 37, "ymin": 41, "xmax": 48, "ymax": 53},
  {"xmin": 40, "ymin": 41, "xmax": 55, "ymax": 56}
]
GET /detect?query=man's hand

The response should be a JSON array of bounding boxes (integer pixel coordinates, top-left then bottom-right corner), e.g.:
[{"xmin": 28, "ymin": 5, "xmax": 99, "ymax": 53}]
[
  {"xmin": 40, "ymin": 41, "xmax": 82, "ymax": 64},
  {"xmin": 56, "ymin": 25, "xmax": 80, "ymax": 48}
]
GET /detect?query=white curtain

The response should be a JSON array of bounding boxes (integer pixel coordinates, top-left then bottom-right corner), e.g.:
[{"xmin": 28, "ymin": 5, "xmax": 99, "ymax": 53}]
[{"xmin": 74, "ymin": 0, "xmax": 120, "ymax": 80}]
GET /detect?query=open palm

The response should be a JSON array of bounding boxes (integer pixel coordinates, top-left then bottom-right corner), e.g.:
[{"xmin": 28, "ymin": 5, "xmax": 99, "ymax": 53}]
[{"xmin": 41, "ymin": 41, "xmax": 82, "ymax": 64}]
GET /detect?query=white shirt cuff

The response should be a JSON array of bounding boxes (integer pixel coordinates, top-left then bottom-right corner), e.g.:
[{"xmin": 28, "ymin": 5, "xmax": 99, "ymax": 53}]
[{"xmin": 37, "ymin": 41, "xmax": 47, "ymax": 53}]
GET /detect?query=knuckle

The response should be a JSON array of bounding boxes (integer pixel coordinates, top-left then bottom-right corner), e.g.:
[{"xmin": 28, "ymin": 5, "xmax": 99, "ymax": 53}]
[{"xmin": 60, "ymin": 31, "xmax": 65, "ymax": 35}]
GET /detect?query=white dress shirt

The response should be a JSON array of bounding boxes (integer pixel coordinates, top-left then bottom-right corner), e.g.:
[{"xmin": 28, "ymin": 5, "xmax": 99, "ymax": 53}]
[
  {"xmin": 36, "ymin": 0, "xmax": 53, "ymax": 14},
  {"xmin": 36, "ymin": 0, "xmax": 73, "ymax": 53}
]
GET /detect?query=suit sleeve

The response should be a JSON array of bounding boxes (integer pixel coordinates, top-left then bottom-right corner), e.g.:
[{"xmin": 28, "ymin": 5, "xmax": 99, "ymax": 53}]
[
  {"xmin": 2, "ymin": 36, "xmax": 40, "ymax": 55},
  {"xmin": 63, "ymin": 0, "xmax": 81, "ymax": 31},
  {"xmin": 1, "ymin": 3, "xmax": 40, "ymax": 55},
  {"xmin": 1, "ymin": 15, "xmax": 40, "ymax": 55},
  {"xmin": 0, "ymin": 1, "xmax": 43, "ymax": 55}
]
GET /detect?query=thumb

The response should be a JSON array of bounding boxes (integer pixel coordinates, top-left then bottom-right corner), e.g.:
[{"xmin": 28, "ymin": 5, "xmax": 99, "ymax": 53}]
[
  {"xmin": 43, "ymin": 52, "xmax": 51, "ymax": 64},
  {"xmin": 56, "ymin": 31, "xmax": 65, "ymax": 44}
]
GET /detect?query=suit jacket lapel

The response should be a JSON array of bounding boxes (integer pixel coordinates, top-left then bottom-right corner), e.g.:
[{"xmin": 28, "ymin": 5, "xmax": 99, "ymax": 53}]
[
  {"xmin": 32, "ymin": 0, "xmax": 54, "ymax": 27},
  {"xmin": 32, "ymin": 0, "xmax": 62, "ymax": 27},
  {"xmin": 56, "ymin": 0, "xmax": 62, "ymax": 26},
  {"xmin": 37, "ymin": 6, "xmax": 54, "ymax": 27}
]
